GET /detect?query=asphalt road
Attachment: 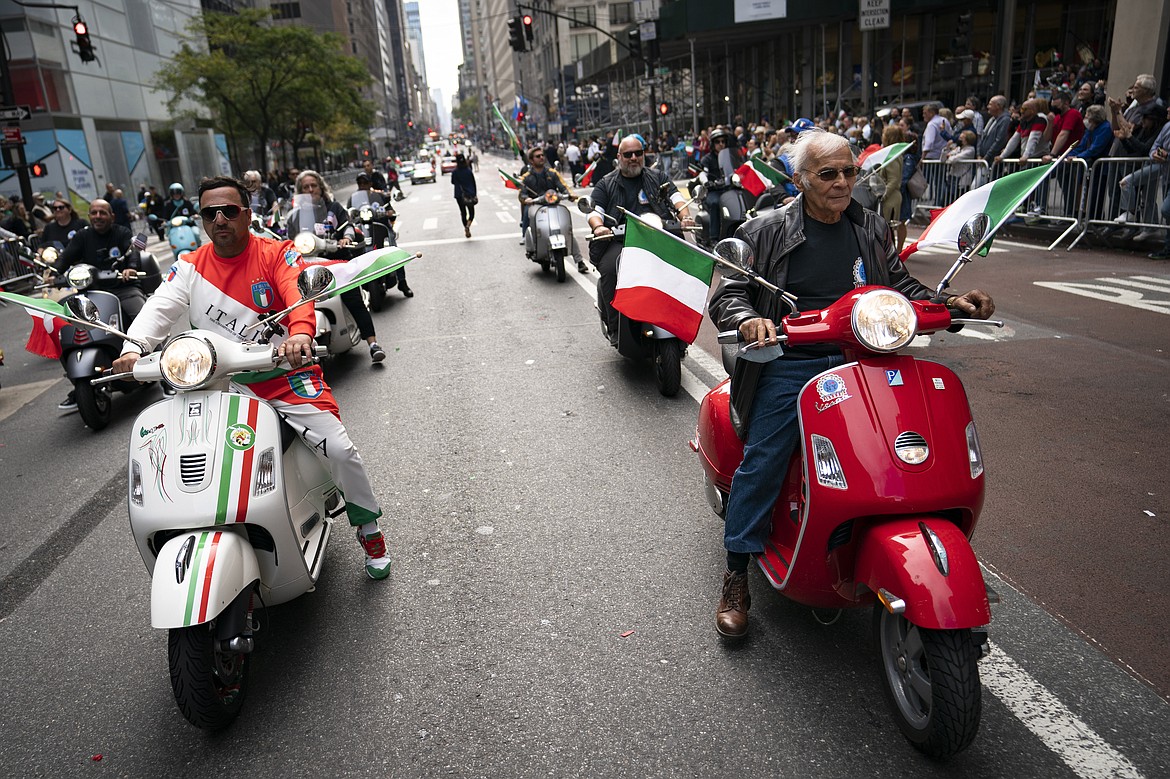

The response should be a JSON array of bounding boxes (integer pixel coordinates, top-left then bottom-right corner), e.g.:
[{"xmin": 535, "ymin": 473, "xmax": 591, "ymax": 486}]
[{"xmin": 0, "ymin": 153, "xmax": 1167, "ymax": 778}]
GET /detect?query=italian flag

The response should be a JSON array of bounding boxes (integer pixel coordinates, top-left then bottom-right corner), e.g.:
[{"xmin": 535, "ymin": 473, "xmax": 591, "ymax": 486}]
[
  {"xmin": 900, "ymin": 162, "xmax": 1055, "ymax": 261},
  {"xmin": 613, "ymin": 216, "xmax": 714, "ymax": 344},
  {"xmin": 859, "ymin": 142, "xmax": 912, "ymax": 174},
  {"xmin": 492, "ymin": 102, "xmax": 522, "ymax": 156},
  {"xmin": 734, "ymin": 157, "xmax": 789, "ymax": 197},
  {"xmin": 312, "ymin": 246, "xmax": 415, "ymax": 297},
  {"xmin": 0, "ymin": 292, "xmax": 73, "ymax": 360},
  {"xmin": 577, "ymin": 159, "xmax": 598, "ymax": 187},
  {"xmin": 498, "ymin": 168, "xmax": 523, "ymax": 190},
  {"xmin": 612, "ymin": 129, "xmax": 623, "ymax": 147}
]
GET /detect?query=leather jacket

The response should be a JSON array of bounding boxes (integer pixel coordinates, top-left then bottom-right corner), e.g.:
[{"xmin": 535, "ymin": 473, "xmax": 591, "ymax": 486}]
[{"xmin": 708, "ymin": 195, "xmax": 940, "ymax": 431}]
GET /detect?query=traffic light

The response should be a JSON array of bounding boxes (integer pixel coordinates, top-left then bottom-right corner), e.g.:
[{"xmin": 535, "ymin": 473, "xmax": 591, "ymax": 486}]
[
  {"xmin": 73, "ymin": 17, "xmax": 96, "ymax": 63},
  {"xmin": 407, "ymin": 120, "xmax": 414, "ymax": 128},
  {"xmin": 516, "ymin": 111, "xmax": 525, "ymax": 124},
  {"xmin": 30, "ymin": 162, "xmax": 48, "ymax": 178},
  {"xmin": 507, "ymin": 17, "xmax": 526, "ymax": 52},
  {"xmin": 657, "ymin": 102, "xmax": 671, "ymax": 116},
  {"xmin": 522, "ymin": 14, "xmax": 533, "ymax": 43},
  {"xmin": 627, "ymin": 28, "xmax": 641, "ymax": 59},
  {"xmin": 951, "ymin": 12, "xmax": 972, "ymax": 53}
]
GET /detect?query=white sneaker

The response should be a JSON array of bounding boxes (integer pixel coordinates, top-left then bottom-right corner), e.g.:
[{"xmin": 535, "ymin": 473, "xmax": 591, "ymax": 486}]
[
  {"xmin": 1114, "ymin": 212, "xmax": 1130, "ymax": 224},
  {"xmin": 1132, "ymin": 229, "xmax": 1158, "ymax": 242}
]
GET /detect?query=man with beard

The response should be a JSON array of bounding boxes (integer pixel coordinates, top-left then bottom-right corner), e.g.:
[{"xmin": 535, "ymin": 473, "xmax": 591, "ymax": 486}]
[{"xmin": 586, "ymin": 135, "xmax": 694, "ymax": 345}]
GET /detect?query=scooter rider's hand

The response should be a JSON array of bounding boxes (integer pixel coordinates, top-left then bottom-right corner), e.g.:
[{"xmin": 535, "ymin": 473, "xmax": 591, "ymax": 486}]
[
  {"xmin": 739, "ymin": 316, "xmax": 778, "ymax": 347},
  {"xmin": 119, "ymin": 268, "xmax": 138, "ymax": 282},
  {"xmin": 113, "ymin": 351, "xmax": 141, "ymax": 377},
  {"xmin": 279, "ymin": 333, "xmax": 315, "ymax": 369},
  {"xmin": 946, "ymin": 289, "xmax": 996, "ymax": 319},
  {"xmin": 337, "ymin": 237, "xmax": 353, "ymax": 248}
]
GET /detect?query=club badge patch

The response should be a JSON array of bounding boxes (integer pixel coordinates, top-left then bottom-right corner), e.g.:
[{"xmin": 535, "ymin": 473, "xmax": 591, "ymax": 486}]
[
  {"xmin": 852, "ymin": 257, "xmax": 867, "ymax": 288},
  {"xmin": 283, "ymin": 249, "xmax": 303, "ymax": 267},
  {"xmin": 226, "ymin": 422, "xmax": 256, "ymax": 451},
  {"xmin": 165, "ymin": 264, "xmax": 178, "ymax": 282},
  {"xmin": 252, "ymin": 281, "xmax": 273, "ymax": 308},
  {"xmin": 886, "ymin": 369, "xmax": 904, "ymax": 386},
  {"xmin": 815, "ymin": 373, "xmax": 852, "ymax": 412},
  {"xmin": 287, "ymin": 370, "xmax": 323, "ymax": 399}
]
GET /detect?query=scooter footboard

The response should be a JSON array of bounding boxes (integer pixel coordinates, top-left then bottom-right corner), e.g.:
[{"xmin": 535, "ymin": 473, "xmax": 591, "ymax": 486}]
[
  {"xmin": 151, "ymin": 528, "xmax": 260, "ymax": 629},
  {"xmin": 854, "ymin": 518, "xmax": 990, "ymax": 629}
]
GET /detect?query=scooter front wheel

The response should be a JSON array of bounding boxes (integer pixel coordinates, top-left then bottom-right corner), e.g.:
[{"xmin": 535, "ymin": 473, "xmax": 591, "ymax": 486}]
[
  {"xmin": 653, "ymin": 338, "xmax": 682, "ymax": 397},
  {"xmin": 75, "ymin": 380, "xmax": 111, "ymax": 431},
  {"xmin": 874, "ymin": 607, "xmax": 981, "ymax": 759},
  {"xmin": 552, "ymin": 249, "xmax": 566, "ymax": 282},
  {"xmin": 168, "ymin": 622, "xmax": 249, "ymax": 731}
]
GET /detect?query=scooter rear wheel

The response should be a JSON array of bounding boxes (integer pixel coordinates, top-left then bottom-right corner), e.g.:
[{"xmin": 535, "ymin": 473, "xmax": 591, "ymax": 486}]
[
  {"xmin": 168, "ymin": 622, "xmax": 249, "ymax": 731},
  {"xmin": 366, "ymin": 279, "xmax": 386, "ymax": 312},
  {"xmin": 653, "ymin": 338, "xmax": 683, "ymax": 397},
  {"xmin": 874, "ymin": 607, "xmax": 981, "ymax": 759},
  {"xmin": 552, "ymin": 249, "xmax": 566, "ymax": 283},
  {"xmin": 75, "ymin": 380, "xmax": 111, "ymax": 431}
]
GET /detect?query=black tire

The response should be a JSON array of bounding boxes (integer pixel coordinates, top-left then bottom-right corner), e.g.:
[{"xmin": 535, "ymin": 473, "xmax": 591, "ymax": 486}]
[
  {"xmin": 553, "ymin": 249, "xmax": 566, "ymax": 282},
  {"xmin": 874, "ymin": 607, "xmax": 982, "ymax": 759},
  {"xmin": 366, "ymin": 280, "xmax": 386, "ymax": 312},
  {"xmin": 75, "ymin": 379, "xmax": 111, "ymax": 431},
  {"xmin": 168, "ymin": 622, "xmax": 249, "ymax": 731},
  {"xmin": 653, "ymin": 338, "xmax": 683, "ymax": 397},
  {"xmin": 539, "ymin": 258, "xmax": 550, "ymax": 273}
]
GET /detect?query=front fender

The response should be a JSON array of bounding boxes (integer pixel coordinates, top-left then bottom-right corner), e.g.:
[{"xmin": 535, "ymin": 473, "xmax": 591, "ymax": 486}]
[
  {"xmin": 151, "ymin": 529, "xmax": 259, "ymax": 629},
  {"xmin": 854, "ymin": 518, "xmax": 990, "ymax": 629}
]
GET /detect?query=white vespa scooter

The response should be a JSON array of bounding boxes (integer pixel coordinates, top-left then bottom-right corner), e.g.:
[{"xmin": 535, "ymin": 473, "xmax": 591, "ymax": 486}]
[{"xmin": 64, "ymin": 261, "xmax": 410, "ymax": 731}]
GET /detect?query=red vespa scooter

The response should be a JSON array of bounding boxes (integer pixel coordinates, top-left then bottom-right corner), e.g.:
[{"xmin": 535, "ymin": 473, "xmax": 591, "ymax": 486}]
[{"xmin": 690, "ymin": 216, "xmax": 1003, "ymax": 759}]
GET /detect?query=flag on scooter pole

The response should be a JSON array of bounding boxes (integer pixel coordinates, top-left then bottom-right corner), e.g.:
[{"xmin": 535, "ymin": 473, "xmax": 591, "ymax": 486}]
[
  {"xmin": 0, "ymin": 291, "xmax": 72, "ymax": 359},
  {"xmin": 577, "ymin": 159, "xmax": 598, "ymax": 187},
  {"xmin": 734, "ymin": 157, "xmax": 790, "ymax": 198},
  {"xmin": 899, "ymin": 161, "xmax": 1056, "ymax": 261},
  {"xmin": 498, "ymin": 168, "xmax": 523, "ymax": 190},
  {"xmin": 858, "ymin": 142, "xmax": 913, "ymax": 176},
  {"xmin": 613, "ymin": 215, "xmax": 715, "ymax": 344},
  {"xmin": 310, "ymin": 246, "xmax": 415, "ymax": 297},
  {"xmin": 492, "ymin": 102, "xmax": 522, "ymax": 157}
]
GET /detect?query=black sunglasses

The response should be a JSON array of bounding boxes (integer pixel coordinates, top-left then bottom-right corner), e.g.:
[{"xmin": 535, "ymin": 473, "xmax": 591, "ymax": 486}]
[
  {"xmin": 807, "ymin": 165, "xmax": 860, "ymax": 181},
  {"xmin": 620, "ymin": 149, "xmax": 645, "ymax": 159},
  {"xmin": 199, "ymin": 204, "xmax": 244, "ymax": 221},
  {"xmin": 52, "ymin": 204, "xmax": 69, "ymax": 211},
  {"xmin": 712, "ymin": 138, "xmax": 727, "ymax": 144}
]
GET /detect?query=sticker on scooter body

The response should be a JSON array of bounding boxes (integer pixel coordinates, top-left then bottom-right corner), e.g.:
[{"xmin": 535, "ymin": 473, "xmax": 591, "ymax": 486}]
[
  {"xmin": 886, "ymin": 369, "xmax": 904, "ymax": 386},
  {"xmin": 226, "ymin": 422, "xmax": 256, "ymax": 451},
  {"xmin": 549, "ymin": 234, "xmax": 566, "ymax": 249},
  {"xmin": 933, "ymin": 377, "xmax": 946, "ymax": 390},
  {"xmin": 815, "ymin": 373, "xmax": 851, "ymax": 412}
]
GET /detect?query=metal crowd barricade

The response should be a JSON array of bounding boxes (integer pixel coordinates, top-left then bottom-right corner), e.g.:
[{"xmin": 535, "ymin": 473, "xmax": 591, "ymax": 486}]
[
  {"xmin": 1076, "ymin": 157, "xmax": 1168, "ymax": 250},
  {"xmin": 993, "ymin": 157, "xmax": 1088, "ymax": 250},
  {"xmin": 0, "ymin": 236, "xmax": 38, "ymax": 296},
  {"xmin": 908, "ymin": 159, "xmax": 989, "ymax": 223}
]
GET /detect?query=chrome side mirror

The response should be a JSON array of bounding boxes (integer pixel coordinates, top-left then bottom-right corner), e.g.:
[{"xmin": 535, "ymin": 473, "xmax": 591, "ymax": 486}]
[
  {"xmin": 297, "ymin": 265, "xmax": 335, "ymax": 299},
  {"xmin": 65, "ymin": 294, "xmax": 101, "ymax": 323},
  {"xmin": 957, "ymin": 213, "xmax": 990, "ymax": 255},
  {"xmin": 577, "ymin": 196, "xmax": 595, "ymax": 214},
  {"xmin": 714, "ymin": 238, "xmax": 754, "ymax": 271}
]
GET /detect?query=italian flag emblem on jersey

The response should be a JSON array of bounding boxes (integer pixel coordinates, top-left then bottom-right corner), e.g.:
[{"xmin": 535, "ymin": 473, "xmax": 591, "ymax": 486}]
[
  {"xmin": 613, "ymin": 215, "xmax": 715, "ymax": 344},
  {"xmin": 252, "ymin": 281, "xmax": 273, "ymax": 309},
  {"xmin": 287, "ymin": 370, "xmax": 324, "ymax": 399}
]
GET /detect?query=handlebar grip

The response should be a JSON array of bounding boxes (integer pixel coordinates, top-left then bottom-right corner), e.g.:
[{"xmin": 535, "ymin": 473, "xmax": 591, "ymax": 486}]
[{"xmin": 717, "ymin": 330, "xmax": 743, "ymax": 344}]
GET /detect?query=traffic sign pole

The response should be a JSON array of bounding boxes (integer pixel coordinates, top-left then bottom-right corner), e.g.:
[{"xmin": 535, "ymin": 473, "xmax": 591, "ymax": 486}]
[{"xmin": 0, "ymin": 51, "xmax": 33, "ymax": 205}]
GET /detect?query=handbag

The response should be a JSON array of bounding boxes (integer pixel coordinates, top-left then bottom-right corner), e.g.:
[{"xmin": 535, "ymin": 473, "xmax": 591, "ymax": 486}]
[
  {"xmin": 906, "ymin": 167, "xmax": 928, "ymax": 199},
  {"xmin": 463, "ymin": 194, "xmax": 478, "ymax": 206}
]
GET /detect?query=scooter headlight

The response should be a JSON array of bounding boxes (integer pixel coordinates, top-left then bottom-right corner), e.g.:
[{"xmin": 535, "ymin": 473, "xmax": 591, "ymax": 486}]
[
  {"xmin": 160, "ymin": 335, "xmax": 216, "ymax": 389},
  {"xmin": 66, "ymin": 264, "xmax": 96, "ymax": 290},
  {"xmin": 293, "ymin": 231, "xmax": 319, "ymax": 256},
  {"xmin": 851, "ymin": 289, "xmax": 917, "ymax": 352},
  {"xmin": 359, "ymin": 206, "xmax": 373, "ymax": 221}
]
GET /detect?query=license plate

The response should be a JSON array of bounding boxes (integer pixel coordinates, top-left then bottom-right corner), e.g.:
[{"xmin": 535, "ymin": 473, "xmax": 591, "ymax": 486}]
[{"xmin": 549, "ymin": 234, "xmax": 566, "ymax": 249}]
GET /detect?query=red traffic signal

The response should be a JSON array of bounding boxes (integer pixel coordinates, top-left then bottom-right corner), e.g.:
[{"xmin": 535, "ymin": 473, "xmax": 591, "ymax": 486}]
[
  {"xmin": 516, "ymin": 111, "xmax": 525, "ymax": 123},
  {"xmin": 73, "ymin": 20, "xmax": 87, "ymax": 35},
  {"xmin": 522, "ymin": 14, "xmax": 533, "ymax": 42},
  {"xmin": 657, "ymin": 102, "xmax": 671, "ymax": 116},
  {"xmin": 73, "ymin": 16, "xmax": 96, "ymax": 63},
  {"xmin": 30, "ymin": 162, "xmax": 48, "ymax": 177},
  {"xmin": 407, "ymin": 120, "xmax": 414, "ymax": 128}
]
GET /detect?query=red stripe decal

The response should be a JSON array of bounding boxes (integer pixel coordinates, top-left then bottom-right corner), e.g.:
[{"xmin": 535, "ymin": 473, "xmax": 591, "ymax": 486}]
[
  {"xmin": 234, "ymin": 399, "xmax": 261, "ymax": 522},
  {"xmin": 198, "ymin": 531, "xmax": 222, "ymax": 623}
]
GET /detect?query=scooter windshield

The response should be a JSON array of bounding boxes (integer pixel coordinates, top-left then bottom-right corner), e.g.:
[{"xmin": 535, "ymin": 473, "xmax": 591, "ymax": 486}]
[
  {"xmin": 350, "ymin": 191, "xmax": 371, "ymax": 209},
  {"xmin": 288, "ymin": 195, "xmax": 330, "ymax": 235}
]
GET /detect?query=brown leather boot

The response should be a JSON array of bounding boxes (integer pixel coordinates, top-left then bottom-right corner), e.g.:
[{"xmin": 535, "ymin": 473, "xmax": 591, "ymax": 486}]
[{"xmin": 716, "ymin": 569, "xmax": 751, "ymax": 638}]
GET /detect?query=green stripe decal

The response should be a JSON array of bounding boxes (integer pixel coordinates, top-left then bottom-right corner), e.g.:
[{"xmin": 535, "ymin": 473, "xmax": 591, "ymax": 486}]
[
  {"xmin": 214, "ymin": 395, "xmax": 240, "ymax": 524},
  {"xmin": 182, "ymin": 532, "xmax": 210, "ymax": 626}
]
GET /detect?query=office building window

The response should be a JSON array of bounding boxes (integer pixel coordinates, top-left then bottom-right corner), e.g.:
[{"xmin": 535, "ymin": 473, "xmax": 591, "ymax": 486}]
[
  {"xmin": 610, "ymin": 3, "xmax": 632, "ymax": 25},
  {"xmin": 568, "ymin": 6, "xmax": 596, "ymax": 29}
]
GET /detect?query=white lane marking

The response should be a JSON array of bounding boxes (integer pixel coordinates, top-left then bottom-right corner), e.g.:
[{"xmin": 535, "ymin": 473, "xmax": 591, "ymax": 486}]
[
  {"xmin": 0, "ymin": 377, "xmax": 62, "ymax": 424},
  {"xmin": 432, "ymin": 195, "xmax": 442, "ymax": 201},
  {"xmin": 496, "ymin": 211, "xmax": 512, "ymax": 223},
  {"xmin": 1105, "ymin": 276, "xmax": 1170, "ymax": 293},
  {"xmin": 981, "ymin": 642, "xmax": 1145, "ymax": 779},
  {"xmin": 1034, "ymin": 281, "xmax": 1170, "ymax": 315},
  {"xmin": 686, "ymin": 342, "xmax": 728, "ymax": 382},
  {"xmin": 422, "ymin": 218, "xmax": 438, "ymax": 230}
]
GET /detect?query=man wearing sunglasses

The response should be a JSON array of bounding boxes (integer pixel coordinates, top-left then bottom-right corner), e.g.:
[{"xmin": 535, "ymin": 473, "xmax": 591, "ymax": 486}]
[
  {"xmin": 112, "ymin": 176, "xmax": 393, "ymax": 580},
  {"xmin": 520, "ymin": 147, "xmax": 588, "ymax": 273},
  {"xmin": 697, "ymin": 128, "xmax": 744, "ymax": 243},
  {"xmin": 586, "ymin": 135, "xmax": 695, "ymax": 345},
  {"xmin": 706, "ymin": 129, "xmax": 995, "ymax": 639}
]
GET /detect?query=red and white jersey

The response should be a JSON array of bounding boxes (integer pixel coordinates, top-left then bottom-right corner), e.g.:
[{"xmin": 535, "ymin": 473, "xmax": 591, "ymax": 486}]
[{"xmin": 124, "ymin": 234, "xmax": 316, "ymax": 354}]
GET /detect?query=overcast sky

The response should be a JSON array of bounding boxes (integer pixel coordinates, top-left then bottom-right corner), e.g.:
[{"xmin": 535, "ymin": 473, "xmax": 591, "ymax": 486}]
[{"xmin": 417, "ymin": 0, "xmax": 463, "ymax": 124}]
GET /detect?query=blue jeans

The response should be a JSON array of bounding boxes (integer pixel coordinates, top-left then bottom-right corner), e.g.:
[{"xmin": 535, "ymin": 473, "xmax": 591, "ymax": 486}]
[{"xmin": 724, "ymin": 354, "xmax": 846, "ymax": 554}]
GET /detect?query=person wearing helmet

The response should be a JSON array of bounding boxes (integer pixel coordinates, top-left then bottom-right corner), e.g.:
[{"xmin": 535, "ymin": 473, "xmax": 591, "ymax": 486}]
[
  {"xmin": 698, "ymin": 128, "xmax": 744, "ymax": 242},
  {"xmin": 164, "ymin": 183, "xmax": 196, "ymax": 221}
]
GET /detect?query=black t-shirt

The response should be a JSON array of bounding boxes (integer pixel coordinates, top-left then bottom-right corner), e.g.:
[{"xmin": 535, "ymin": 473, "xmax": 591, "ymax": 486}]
[
  {"xmin": 783, "ymin": 213, "xmax": 860, "ymax": 358},
  {"xmin": 55, "ymin": 224, "xmax": 137, "ymax": 275},
  {"xmin": 522, "ymin": 167, "xmax": 567, "ymax": 197},
  {"xmin": 40, "ymin": 217, "xmax": 88, "ymax": 250}
]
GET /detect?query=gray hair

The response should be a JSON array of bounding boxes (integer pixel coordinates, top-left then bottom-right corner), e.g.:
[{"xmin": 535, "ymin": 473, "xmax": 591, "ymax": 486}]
[
  {"xmin": 790, "ymin": 129, "xmax": 854, "ymax": 180},
  {"xmin": 243, "ymin": 169, "xmax": 262, "ymax": 184},
  {"xmin": 295, "ymin": 169, "xmax": 333, "ymax": 201},
  {"xmin": 1135, "ymin": 74, "xmax": 1157, "ymax": 94},
  {"xmin": 1084, "ymin": 103, "xmax": 1108, "ymax": 125}
]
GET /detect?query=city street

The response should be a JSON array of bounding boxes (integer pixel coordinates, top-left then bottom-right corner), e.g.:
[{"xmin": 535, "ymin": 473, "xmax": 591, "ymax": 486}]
[{"xmin": 0, "ymin": 151, "xmax": 1168, "ymax": 778}]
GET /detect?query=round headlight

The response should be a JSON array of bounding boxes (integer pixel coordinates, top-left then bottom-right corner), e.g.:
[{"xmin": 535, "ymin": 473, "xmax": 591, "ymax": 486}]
[
  {"xmin": 293, "ymin": 231, "xmax": 318, "ymax": 256},
  {"xmin": 359, "ymin": 206, "xmax": 373, "ymax": 221},
  {"xmin": 170, "ymin": 216, "xmax": 185, "ymax": 226},
  {"xmin": 41, "ymin": 246, "xmax": 59, "ymax": 264},
  {"xmin": 66, "ymin": 264, "xmax": 96, "ymax": 289},
  {"xmin": 160, "ymin": 336, "xmax": 216, "ymax": 389},
  {"xmin": 851, "ymin": 289, "xmax": 917, "ymax": 352}
]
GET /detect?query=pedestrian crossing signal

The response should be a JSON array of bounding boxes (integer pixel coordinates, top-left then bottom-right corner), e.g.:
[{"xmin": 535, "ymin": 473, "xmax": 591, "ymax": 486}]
[
  {"xmin": 658, "ymin": 102, "xmax": 671, "ymax": 116},
  {"xmin": 30, "ymin": 162, "xmax": 48, "ymax": 177}
]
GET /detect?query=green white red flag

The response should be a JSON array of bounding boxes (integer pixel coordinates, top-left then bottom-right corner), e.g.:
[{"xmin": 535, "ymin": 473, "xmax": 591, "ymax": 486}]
[
  {"xmin": 859, "ymin": 142, "xmax": 912, "ymax": 174},
  {"xmin": 498, "ymin": 168, "xmax": 523, "ymax": 190},
  {"xmin": 0, "ymin": 292, "xmax": 74, "ymax": 359},
  {"xmin": 899, "ymin": 162, "xmax": 1055, "ymax": 261},
  {"xmin": 492, "ymin": 102, "xmax": 522, "ymax": 156},
  {"xmin": 613, "ymin": 216, "xmax": 715, "ymax": 343},
  {"xmin": 734, "ymin": 157, "xmax": 789, "ymax": 197},
  {"xmin": 577, "ymin": 159, "xmax": 598, "ymax": 187},
  {"xmin": 309, "ymin": 246, "xmax": 415, "ymax": 297}
]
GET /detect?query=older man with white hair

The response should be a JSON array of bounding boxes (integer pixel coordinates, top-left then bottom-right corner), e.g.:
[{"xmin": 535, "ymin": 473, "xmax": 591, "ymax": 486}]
[{"xmin": 706, "ymin": 129, "xmax": 996, "ymax": 639}]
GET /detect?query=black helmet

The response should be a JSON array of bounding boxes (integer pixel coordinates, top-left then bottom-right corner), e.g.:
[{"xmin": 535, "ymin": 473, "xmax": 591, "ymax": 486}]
[{"xmin": 709, "ymin": 128, "xmax": 731, "ymax": 145}]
